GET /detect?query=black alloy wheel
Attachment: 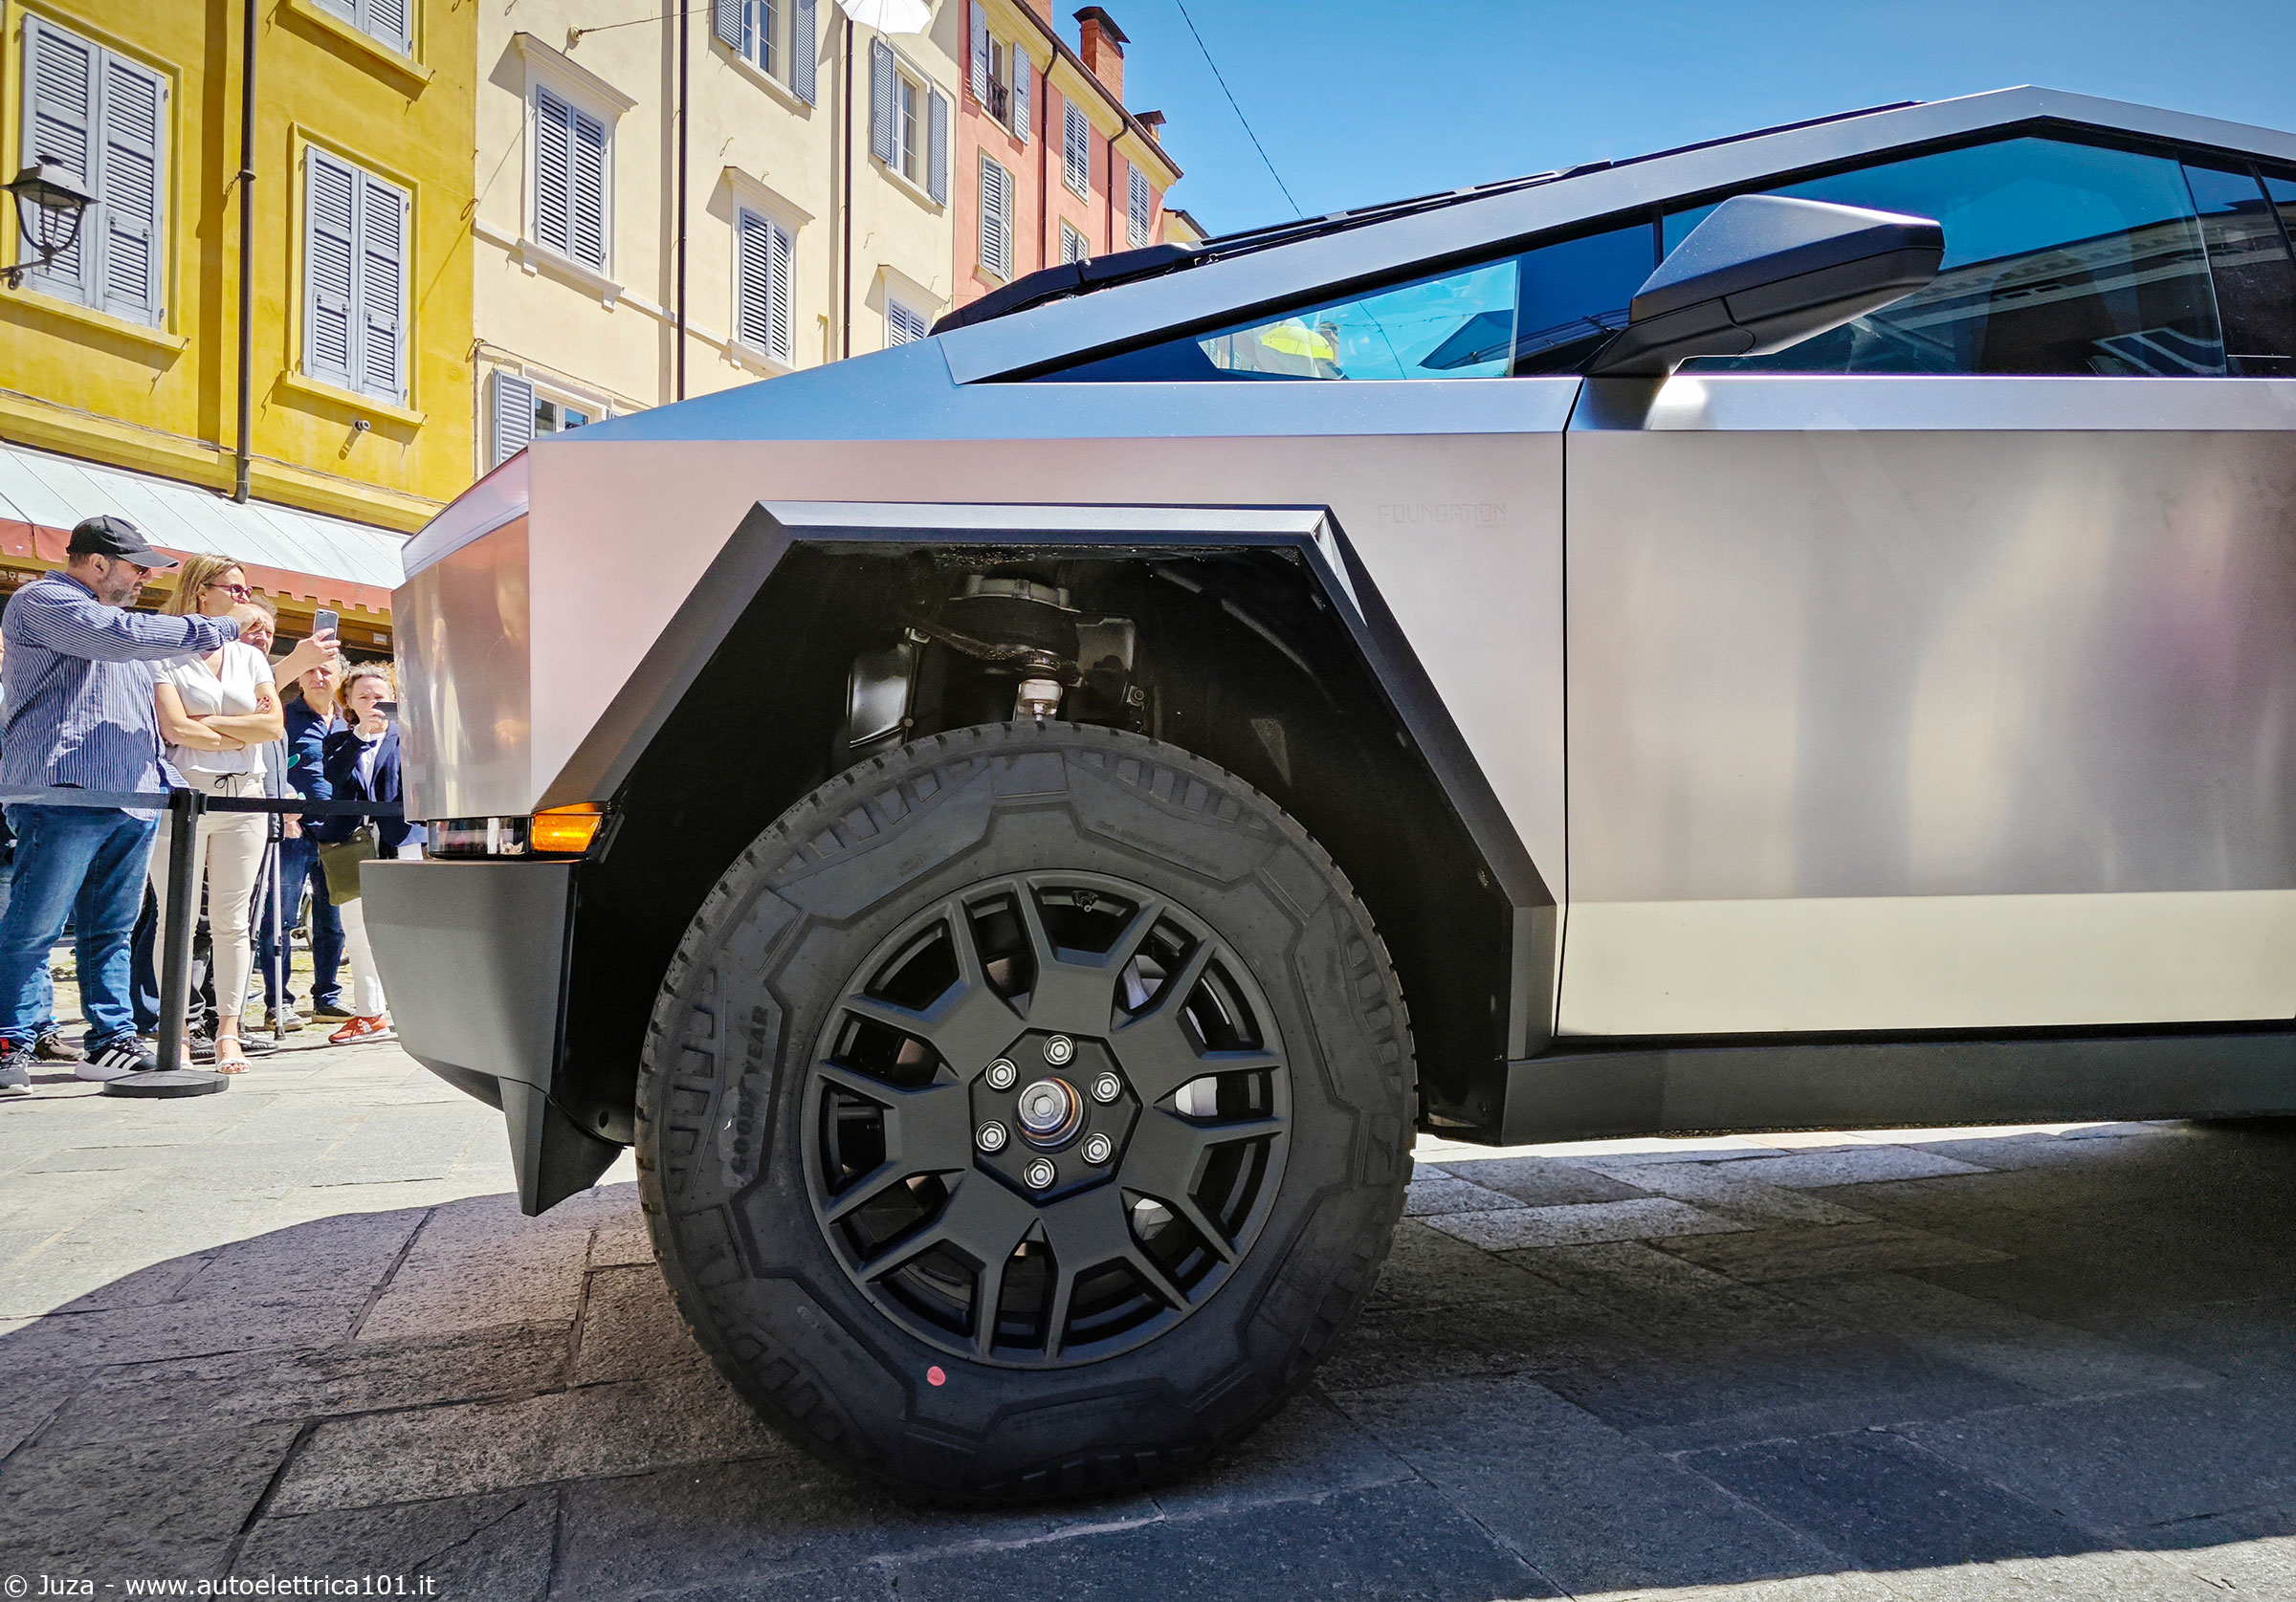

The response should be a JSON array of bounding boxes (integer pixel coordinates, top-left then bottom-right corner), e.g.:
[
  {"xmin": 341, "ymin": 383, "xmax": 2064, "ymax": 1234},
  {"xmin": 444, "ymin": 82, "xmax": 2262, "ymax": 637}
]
[{"xmin": 638, "ymin": 722, "xmax": 1414, "ymax": 1503}]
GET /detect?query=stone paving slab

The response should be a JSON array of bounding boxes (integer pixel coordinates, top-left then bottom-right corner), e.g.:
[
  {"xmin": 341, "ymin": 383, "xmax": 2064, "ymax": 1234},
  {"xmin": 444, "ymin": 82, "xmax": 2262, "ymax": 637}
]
[{"xmin": 5, "ymin": 1044, "xmax": 2296, "ymax": 1599}]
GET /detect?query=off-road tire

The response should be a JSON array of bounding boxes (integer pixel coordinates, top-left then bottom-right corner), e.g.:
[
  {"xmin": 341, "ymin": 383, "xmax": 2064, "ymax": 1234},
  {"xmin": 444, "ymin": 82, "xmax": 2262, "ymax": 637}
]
[{"xmin": 634, "ymin": 722, "xmax": 1414, "ymax": 1502}]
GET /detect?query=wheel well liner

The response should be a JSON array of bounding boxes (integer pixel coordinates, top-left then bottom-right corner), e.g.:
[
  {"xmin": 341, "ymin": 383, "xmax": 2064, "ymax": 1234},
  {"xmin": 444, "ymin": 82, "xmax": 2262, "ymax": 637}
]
[{"xmin": 549, "ymin": 502, "xmax": 1553, "ymax": 1148}]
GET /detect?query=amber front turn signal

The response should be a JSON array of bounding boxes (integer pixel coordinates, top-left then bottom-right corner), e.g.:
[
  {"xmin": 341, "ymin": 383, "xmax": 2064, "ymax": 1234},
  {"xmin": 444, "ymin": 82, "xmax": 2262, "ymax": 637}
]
[{"xmin": 529, "ymin": 807, "xmax": 604, "ymax": 855}]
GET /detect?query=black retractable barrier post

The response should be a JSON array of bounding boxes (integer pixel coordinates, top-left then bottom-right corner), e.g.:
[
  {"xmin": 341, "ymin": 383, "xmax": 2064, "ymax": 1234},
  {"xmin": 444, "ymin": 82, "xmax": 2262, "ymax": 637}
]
[{"xmin": 107, "ymin": 787, "xmax": 228, "ymax": 1098}]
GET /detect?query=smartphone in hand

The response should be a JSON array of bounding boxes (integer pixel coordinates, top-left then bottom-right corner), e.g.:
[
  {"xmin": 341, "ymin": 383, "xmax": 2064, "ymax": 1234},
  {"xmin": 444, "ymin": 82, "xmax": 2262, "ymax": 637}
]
[{"xmin": 314, "ymin": 607, "xmax": 340, "ymax": 639}]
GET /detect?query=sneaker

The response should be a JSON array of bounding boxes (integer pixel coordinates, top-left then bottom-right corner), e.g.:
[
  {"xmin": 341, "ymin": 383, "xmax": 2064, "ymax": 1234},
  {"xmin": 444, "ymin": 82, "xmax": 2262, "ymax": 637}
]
[
  {"xmin": 262, "ymin": 1006, "xmax": 306, "ymax": 1031},
  {"xmin": 312, "ymin": 999, "xmax": 354, "ymax": 1022},
  {"xmin": 328, "ymin": 1014, "xmax": 395, "ymax": 1044},
  {"xmin": 33, "ymin": 1032, "xmax": 84, "ymax": 1063},
  {"xmin": 0, "ymin": 1045, "xmax": 28, "ymax": 1095},
  {"xmin": 78, "ymin": 1037, "xmax": 158, "ymax": 1082}
]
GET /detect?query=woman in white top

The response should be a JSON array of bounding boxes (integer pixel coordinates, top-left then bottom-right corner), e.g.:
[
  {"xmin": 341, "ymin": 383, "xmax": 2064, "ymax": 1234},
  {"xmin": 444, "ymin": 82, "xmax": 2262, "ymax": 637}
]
[{"xmin": 150, "ymin": 558, "xmax": 337, "ymax": 1070}]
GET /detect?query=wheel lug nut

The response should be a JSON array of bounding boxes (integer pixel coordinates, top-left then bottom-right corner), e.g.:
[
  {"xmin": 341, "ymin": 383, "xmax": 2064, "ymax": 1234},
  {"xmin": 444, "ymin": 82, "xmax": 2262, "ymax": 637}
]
[
  {"xmin": 1091, "ymin": 1072, "xmax": 1121, "ymax": 1104},
  {"xmin": 976, "ymin": 1121, "xmax": 1008, "ymax": 1152},
  {"xmin": 985, "ymin": 1058, "xmax": 1017, "ymax": 1090},
  {"xmin": 1044, "ymin": 1035, "xmax": 1074, "ymax": 1066},
  {"xmin": 1082, "ymin": 1132, "xmax": 1113, "ymax": 1165},
  {"xmin": 1025, "ymin": 1157, "xmax": 1057, "ymax": 1190}
]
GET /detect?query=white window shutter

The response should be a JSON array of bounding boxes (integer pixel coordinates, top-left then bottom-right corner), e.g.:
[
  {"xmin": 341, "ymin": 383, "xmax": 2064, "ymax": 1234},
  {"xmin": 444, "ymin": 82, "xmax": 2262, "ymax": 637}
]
[
  {"xmin": 791, "ymin": 0, "xmax": 817, "ymax": 104},
  {"xmin": 869, "ymin": 40, "xmax": 894, "ymax": 166},
  {"xmin": 364, "ymin": 0, "xmax": 410, "ymax": 55},
  {"xmin": 713, "ymin": 0, "xmax": 742, "ymax": 51},
  {"xmin": 1128, "ymin": 162, "xmax": 1150, "ymax": 249},
  {"xmin": 303, "ymin": 149, "xmax": 357, "ymax": 389},
  {"xmin": 979, "ymin": 156, "xmax": 1009, "ymax": 279},
  {"xmin": 355, "ymin": 170, "xmax": 407, "ymax": 402},
  {"xmin": 887, "ymin": 301, "xmax": 926, "ymax": 344},
  {"xmin": 533, "ymin": 90, "xmax": 571, "ymax": 258},
  {"xmin": 97, "ymin": 54, "xmax": 165, "ymax": 325},
  {"xmin": 1063, "ymin": 101, "xmax": 1090, "ymax": 200},
  {"xmin": 926, "ymin": 87, "xmax": 949, "ymax": 205},
  {"xmin": 1010, "ymin": 46, "xmax": 1030, "ymax": 143},
  {"xmin": 21, "ymin": 15, "xmax": 97, "ymax": 300},
  {"xmin": 491, "ymin": 371, "xmax": 535, "ymax": 466},
  {"xmin": 768, "ymin": 221, "xmax": 794, "ymax": 364},
  {"xmin": 968, "ymin": 2, "xmax": 989, "ymax": 102},
  {"xmin": 569, "ymin": 103, "xmax": 608, "ymax": 270},
  {"xmin": 736, "ymin": 208, "xmax": 773, "ymax": 353}
]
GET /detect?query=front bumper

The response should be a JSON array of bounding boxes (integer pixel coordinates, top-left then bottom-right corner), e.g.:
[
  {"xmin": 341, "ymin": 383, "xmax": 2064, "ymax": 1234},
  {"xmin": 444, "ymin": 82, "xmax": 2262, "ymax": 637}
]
[{"xmin": 363, "ymin": 857, "xmax": 621, "ymax": 1214}]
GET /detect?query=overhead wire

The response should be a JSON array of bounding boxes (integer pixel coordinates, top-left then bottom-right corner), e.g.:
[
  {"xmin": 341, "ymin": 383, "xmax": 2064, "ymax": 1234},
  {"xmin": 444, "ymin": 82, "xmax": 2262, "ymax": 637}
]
[{"xmin": 1167, "ymin": 0, "xmax": 1303, "ymax": 220}]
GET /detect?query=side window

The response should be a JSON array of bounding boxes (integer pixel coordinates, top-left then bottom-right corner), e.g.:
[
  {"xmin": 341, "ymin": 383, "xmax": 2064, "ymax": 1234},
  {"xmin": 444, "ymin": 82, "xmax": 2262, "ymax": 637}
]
[
  {"xmin": 1041, "ymin": 219, "xmax": 1654, "ymax": 383},
  {"xmin": 1667, "ymin": 137, "xmax": 2225, "ymax": 376},
  {"xmin": 2185, "ymin": 164, "xmax": 2296, "ymax": 376}
]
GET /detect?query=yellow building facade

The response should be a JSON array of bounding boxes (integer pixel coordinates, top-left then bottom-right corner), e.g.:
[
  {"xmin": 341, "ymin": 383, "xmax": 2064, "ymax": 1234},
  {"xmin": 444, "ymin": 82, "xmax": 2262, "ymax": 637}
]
[
  {"xmin": 0, "ymin": 0, "xmax": 475, "ymax": 634},
  {"xmin": 472, "ymin": 0, "xmax": 961, "ymax": 467}
]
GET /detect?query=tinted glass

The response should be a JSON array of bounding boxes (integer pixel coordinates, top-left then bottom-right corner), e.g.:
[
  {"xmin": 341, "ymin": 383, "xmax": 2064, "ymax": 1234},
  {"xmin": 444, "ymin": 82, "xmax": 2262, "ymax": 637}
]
[
  {"xmin": 1667, "ymin": 138, "xmax": 2225, "ymax": 376},
  {"xmin": 2183, "ymin": 165, "xmax": 2296, "ymax": 376},
  {"xmin": 2266, "ymin": 173, "xmax": 2296, "ymax": 269},
  {"xmin": 1041, "ymin": 221, "xmax": 1655, "ymax": 382}
]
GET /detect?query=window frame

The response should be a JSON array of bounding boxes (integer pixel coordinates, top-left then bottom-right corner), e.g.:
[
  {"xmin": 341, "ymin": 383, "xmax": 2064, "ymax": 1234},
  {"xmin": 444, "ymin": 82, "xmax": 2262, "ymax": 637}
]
[
  {"xmin": 887, "ymin": 296, "xmax": 929, "ymax": 345},
  {"xmin": 1062, "ymin": 100, "xmax": 1091, "ymax": 200},
  {"xmin": 733, "ymin": 201, "xmax": 797, "ymax": 368},
  {"xmin": 1060, "ymin": 219, "xmax": 1087, "ymax": 265},
  {"xmin": 314, "ymin": 0, "xmax": 414, "ymax": 57},
  {"xmin": 299, "ymin": 143, "xmax": 408, "ymax": 406},
  {"xmin": 979, "ymin": 151, "xmax": 1013, "ymax": 280}
]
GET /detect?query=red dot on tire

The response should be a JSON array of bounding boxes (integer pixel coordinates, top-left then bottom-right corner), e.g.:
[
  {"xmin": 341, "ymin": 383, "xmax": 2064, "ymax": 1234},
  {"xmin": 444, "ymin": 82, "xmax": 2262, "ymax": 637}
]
[{"xmin": 926, "ymin": 1365, "xmax": 946, "ymax": 1387}]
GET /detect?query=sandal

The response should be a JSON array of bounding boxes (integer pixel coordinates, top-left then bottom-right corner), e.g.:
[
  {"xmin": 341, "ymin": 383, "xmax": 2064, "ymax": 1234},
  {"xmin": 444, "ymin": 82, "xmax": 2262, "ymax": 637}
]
[{"xmin": 211, "ymin": 1039, "xmax": 252, "ymax": 1074}]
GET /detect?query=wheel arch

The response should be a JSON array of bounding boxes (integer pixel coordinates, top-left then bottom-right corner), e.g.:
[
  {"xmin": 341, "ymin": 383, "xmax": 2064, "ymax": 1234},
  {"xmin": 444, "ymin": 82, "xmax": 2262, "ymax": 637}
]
[{"xmin": 549, "ymin": 501, "xmax": 1554, "ymax": 1161}]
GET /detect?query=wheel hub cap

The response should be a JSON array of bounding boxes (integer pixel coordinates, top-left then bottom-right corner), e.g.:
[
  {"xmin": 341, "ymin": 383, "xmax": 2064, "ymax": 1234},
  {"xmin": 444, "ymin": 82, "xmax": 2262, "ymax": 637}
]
[{"xmin": 804, "ymin": 870, "xmax": 1292, "ymax": 1369}]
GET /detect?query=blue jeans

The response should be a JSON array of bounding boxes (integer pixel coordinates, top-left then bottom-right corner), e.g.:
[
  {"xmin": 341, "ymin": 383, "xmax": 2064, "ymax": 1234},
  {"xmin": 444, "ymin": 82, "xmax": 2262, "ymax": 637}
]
[
  {"xmin": 256, "ymin": 834, "xmax": 343, "ymax": 1009},
  {"xmin": 0, "ymin": 855, "xmax": 58, "ymax": 1037},
  {"xmin": 0, "ymin": 803, "xmax": 159, "ymax": 1050}
]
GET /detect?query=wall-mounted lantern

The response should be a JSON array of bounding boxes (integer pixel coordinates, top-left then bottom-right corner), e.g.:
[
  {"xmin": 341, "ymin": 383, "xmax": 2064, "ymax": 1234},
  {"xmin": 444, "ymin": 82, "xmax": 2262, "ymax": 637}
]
[{"xmin": 5, "ymin": 163, "xmax": 94, "ymax": 290}]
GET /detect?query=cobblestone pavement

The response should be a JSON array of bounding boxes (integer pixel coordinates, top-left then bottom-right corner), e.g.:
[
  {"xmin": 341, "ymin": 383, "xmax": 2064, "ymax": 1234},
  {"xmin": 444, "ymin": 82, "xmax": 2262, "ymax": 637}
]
[{"xmin": 4, "ymin": 1041, "xmax": 2295, "ymax": 1600}]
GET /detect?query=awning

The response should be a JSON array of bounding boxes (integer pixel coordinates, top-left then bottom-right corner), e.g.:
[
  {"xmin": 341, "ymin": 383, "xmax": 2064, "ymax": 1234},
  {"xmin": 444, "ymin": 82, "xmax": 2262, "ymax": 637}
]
[{"xmin": 0, "ymin": 442, "xmax": 406, "ymax": 615}]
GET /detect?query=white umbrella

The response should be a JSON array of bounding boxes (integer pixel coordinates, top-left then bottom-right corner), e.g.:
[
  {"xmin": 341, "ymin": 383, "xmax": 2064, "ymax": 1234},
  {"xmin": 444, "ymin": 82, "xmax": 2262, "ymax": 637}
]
[{"xmin": 836, "ymin": 0, "xmax": 933, "ymax": 33}]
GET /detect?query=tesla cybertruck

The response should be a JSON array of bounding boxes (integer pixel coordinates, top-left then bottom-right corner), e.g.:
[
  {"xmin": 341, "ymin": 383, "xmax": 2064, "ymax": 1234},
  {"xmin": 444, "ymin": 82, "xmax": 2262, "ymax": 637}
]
[{"xmin": 368, "ymin": 88, "xmax": 2296, "ymax": 1499}]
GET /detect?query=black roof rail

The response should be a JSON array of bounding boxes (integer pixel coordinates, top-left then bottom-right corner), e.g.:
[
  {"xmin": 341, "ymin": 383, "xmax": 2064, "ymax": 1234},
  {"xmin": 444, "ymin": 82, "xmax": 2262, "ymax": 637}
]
[{"xmin": 930, "ymin": 98, "xmax": 1926, "ymax": 336}]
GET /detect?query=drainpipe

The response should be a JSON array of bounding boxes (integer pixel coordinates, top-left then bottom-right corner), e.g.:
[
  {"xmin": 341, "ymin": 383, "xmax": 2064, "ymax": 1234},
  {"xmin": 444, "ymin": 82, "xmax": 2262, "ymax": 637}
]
[
  {"xmin": 675, "ymin": 0, "xmax": 689, "ymax": 400},
  {"xmin": 840, "ymin": 17, "xmax": 854, "ymax": 360},
  {"xmin": 232, "ymin": 0, "xmax": 258, "ymax": 502}
]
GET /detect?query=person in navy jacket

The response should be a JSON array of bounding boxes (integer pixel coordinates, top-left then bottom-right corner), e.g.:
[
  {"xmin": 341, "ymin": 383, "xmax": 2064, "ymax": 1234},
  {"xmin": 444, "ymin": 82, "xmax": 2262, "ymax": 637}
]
[{"xmin": 316, "ymin": 661, "xmax": 424, "ymax": 1044}]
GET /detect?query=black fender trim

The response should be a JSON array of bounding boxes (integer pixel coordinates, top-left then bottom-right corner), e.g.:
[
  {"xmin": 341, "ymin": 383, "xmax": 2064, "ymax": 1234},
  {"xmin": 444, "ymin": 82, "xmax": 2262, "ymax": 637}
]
[{"xmin": 536, "ymin": 500, "xmax": 1557, "ymax": 1054}]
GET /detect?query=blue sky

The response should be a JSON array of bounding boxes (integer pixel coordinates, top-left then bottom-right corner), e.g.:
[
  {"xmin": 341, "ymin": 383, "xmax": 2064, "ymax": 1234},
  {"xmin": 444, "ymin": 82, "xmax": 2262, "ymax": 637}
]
[{"xmin": 1093, "ymin": 1, "xmax": 2296, "ymax": 236}]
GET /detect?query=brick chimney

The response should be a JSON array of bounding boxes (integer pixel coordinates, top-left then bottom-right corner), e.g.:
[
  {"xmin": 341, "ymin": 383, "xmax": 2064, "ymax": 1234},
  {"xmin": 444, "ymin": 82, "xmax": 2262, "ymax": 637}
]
[
  {"xmin": 1074, "ymin": 6, "xmax": 1126, "ymax": 100},
  {"xmin": 1136, "ymin": 108, "xmax": 1165, "ymax": 143}
]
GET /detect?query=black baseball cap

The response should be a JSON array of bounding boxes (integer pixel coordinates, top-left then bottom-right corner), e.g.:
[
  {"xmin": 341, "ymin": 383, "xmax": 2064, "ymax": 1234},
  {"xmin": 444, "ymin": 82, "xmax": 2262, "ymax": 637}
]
[{"xmin": 66, "ymin": 515, "xmax": 176, "ymax": 567}]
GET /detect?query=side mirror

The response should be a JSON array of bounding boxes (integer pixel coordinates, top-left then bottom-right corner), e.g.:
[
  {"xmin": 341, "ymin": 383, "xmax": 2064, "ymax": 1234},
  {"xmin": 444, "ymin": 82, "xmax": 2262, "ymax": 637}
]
[{"xmin": 1588, "ymin": 194, "xmax": 1944, "ymax": 378}]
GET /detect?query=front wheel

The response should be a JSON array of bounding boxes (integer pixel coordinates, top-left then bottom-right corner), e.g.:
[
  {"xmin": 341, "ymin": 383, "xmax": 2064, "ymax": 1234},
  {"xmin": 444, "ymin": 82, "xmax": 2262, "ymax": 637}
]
[{"xmin": 636, "ymin": 722, "xmax": 1414, "ymax": 1502}]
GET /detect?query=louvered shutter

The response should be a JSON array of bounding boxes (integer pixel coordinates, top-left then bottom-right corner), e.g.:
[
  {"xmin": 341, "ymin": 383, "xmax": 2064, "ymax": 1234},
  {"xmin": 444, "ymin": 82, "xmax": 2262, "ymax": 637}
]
[
  {"xmin": 869, "ymin": 40, "xmax": 894, "ymax": 165},
  {"xmin": 713, "ymin": 0, "xmax": 741, "ymax": 50},
  {"xmin": 533, "ymin": 89, "xmax": 571, "ymax": 258},
  {"xmin": 364, "ymin": 0, "xmax": 411, "ymax": 55},
  {"xmin": 790, "ymin": 0, "xmax": 817, "ymax": 104},
  {"xmin": 304, "ymin": 149, "xmax": 357, "ymax": 389},
  {"xmin": 887, "ymin": 301, "xmax": 926, "ymax": 344},
  {"xmin": 767, "ymin": 220, "xmax": 794, "ymax": 364},
  {"xmin": 926, "ymin": 88, "xmax": 949, "ymax": 205},
  {"xmin": 569, "ymin": 103, "xmax": 608, "ymax": 270},
  {"xmin": 1063, "ymin": 101, "xmax": 1090, "ymax": 199},
  {"xmin": 491, "ymin": 371, "xmax": 535, "ymax": 467},
  {"xmin": 968, "ymin": 2, "xmax": 988, "ymax": 101},
  {"xmin": 1010, "ymin": 46, "xmax": 1030, "ymax": 143},
  {"xmin": 736, "ymin": 208, "xmax": 773, "ymax": 353},
  {"xmin": 97, "ymin": 54, "xmax": 165, "ymax": 325},
  {"xmin": 979, "ymin": 156, "xmax": 1009, "ymax": 279},
  {"xmin": 21, "ymin": 15, "xmax": 97, "ymax": 300},
  {"xmin": 1128, "ymin": 162, "xmax": 1150, "ymax": 248},
  {"xmin": 356, "ymin": 170, "xmax": 406, "ymax": 402}
]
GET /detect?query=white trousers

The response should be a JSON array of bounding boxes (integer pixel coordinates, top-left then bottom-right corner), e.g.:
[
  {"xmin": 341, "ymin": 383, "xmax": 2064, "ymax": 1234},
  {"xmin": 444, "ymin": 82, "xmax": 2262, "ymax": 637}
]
[
  {"xmin": 146, "ymin": 770, "xmax": 267, "ymax": 1028},
  {"xmin": 336, "ymin": 843, "xmax": 418, "ymax": 1018}
]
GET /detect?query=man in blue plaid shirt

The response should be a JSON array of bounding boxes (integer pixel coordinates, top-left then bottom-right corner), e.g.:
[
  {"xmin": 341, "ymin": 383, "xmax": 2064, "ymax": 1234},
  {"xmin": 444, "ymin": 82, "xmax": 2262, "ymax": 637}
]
[{"xmin": 0, "ymin": 517, "xmax": 264, "ymax": 1090}]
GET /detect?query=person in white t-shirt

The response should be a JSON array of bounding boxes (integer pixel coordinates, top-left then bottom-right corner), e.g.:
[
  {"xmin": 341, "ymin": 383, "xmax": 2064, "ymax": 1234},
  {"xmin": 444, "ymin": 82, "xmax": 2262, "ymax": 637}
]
[{"xmin": 149, "ymin": 558, "xmax": 337, "ymax": 1071}]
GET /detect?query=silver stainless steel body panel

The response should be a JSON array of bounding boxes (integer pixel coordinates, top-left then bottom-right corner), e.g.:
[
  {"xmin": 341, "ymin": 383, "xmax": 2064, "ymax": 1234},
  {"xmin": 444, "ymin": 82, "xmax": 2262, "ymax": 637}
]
[
  {"xmin": 399, "ymin": 371, "xmax": 1578, "ymax": 896},
  {"xmin": 1563, "ymin": 375, "xmax": 2296, "ymax": 1034}
]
